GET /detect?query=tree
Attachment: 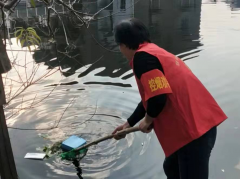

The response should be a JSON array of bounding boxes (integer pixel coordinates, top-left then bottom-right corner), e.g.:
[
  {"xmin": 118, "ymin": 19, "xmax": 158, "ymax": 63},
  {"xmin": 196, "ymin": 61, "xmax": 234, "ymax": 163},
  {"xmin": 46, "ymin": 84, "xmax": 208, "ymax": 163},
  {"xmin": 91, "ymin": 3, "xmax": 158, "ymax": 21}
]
[{"xmin": 0, "ymin": 1, "xmax": 18, "ymax": 177}]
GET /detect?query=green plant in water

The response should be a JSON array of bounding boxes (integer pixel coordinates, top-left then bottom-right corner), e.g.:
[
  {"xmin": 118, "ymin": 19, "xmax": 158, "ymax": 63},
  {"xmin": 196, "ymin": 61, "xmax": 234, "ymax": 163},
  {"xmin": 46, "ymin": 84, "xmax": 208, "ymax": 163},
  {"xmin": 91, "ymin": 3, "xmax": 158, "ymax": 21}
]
[
  {"xmin": 42, "ymin": 141, "xmax": 88, "ymax": 161},
  {"xmin": 14, "ymin": 27, "xmax": 41, "ymax": 52},
  {"xmin": 43, "ymin": 141, "xmax": 62, "ymax": 158}
]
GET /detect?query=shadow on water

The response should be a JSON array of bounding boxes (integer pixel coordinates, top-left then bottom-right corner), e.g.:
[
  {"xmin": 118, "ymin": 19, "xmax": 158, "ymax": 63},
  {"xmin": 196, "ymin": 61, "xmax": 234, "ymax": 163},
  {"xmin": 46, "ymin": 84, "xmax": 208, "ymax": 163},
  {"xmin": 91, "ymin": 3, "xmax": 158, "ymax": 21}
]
[{"xmin": 6, "ymin": 0, "xmax": 240, "ymax": 179}]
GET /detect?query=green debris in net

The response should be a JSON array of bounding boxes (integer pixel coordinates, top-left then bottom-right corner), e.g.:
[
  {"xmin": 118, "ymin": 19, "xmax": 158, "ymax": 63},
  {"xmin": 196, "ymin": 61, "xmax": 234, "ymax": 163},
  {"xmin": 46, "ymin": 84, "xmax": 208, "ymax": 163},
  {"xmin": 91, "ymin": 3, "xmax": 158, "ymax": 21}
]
[
  {"xmin": 43, "ymin": 141, "xmax": 62, "ymax": 159},
  {"xmin": 60, "ymin": 148, "xmax": 88, "ymax": 161}
]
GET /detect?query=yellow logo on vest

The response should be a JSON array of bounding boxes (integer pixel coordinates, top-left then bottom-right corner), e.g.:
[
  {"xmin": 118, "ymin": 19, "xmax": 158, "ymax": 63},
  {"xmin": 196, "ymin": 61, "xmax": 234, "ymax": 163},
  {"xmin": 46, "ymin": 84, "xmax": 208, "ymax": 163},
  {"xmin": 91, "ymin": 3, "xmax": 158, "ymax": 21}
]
[{"xmin": 149, "ymin": 77, "xmax": 170, "ymax": 92}]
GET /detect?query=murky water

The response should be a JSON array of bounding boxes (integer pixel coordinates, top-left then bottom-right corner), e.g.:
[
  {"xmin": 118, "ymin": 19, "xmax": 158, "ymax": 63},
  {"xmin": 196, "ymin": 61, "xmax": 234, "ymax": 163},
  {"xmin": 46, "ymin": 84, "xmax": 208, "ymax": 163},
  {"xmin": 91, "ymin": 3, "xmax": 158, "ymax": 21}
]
[{"xmin": 3, "ymin": 0, "xmax": 240, "ymax": 178}]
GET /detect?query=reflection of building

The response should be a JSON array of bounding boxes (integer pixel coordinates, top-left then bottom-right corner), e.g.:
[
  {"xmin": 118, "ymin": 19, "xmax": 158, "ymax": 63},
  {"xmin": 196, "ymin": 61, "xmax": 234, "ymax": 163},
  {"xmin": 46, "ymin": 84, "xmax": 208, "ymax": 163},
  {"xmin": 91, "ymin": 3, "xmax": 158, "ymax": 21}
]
[
  {"xmin": 224, "ymin": 0, "xmax": 240, "ymax": 10},
  {"xmin": 32, "ymin": 0, "xmax": 202, "ymax": 80},
  {"xmin": 135, "ymin": 0, "xmax": 202, "ymax": 55},
  {"xmin": 150, "ymin": 0, "xmax": 161, "ymax": 10},
  {"xmin": 67, "ymin": 0, "xmax": 135, "ymax": 78},
  {"xmin": 12, "ymin": 0, "xmax": 46, "ymax": 19},
  {"xmin": 230, "ymin": 0, "xmax": 240, "ymax": 10},
  {"xmin": 112, "ymin": 0, "xmax": 134, "ymax": 27},
  {"xmin": 77, "ymin": 0, "xmax": 134, "ymax": 78},
  {"xmin": 96, "ymin": 0, "xmax": 134, "ymax": 50}
]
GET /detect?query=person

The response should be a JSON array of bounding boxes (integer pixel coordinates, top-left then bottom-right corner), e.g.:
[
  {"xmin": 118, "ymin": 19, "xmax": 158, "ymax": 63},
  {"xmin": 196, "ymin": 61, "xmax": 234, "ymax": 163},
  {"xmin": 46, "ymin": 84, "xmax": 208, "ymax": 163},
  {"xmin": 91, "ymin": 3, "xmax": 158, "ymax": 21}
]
[{"xmin": 112, "ymin": 18, "xmax": 227, "ymax": 179}]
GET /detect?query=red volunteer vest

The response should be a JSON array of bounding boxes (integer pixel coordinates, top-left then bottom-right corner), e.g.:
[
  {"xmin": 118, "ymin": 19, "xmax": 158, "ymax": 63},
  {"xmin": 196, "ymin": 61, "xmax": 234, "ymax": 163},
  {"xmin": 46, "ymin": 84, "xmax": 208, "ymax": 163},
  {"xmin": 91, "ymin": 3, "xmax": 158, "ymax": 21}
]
[{"xmin": 130, "ymin": 43, "xmax": 227, "ymax": 157}]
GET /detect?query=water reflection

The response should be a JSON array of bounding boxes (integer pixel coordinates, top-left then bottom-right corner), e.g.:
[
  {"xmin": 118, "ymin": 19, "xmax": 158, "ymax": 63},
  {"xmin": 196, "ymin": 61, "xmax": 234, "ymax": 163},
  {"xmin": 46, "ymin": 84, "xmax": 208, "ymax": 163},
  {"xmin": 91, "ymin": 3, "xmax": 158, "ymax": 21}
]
[
  {"xmin": 137, "ymin": 0, "xmax": 202, "ymax": 56},
  {"xmin": 6, "ymin": 0, "xmax": 240, "ymax": 179},
  {"xmin": 7, "ymin": 0, "xmax": 202, "ymax": 82},
  {"xmin": 230, "ymin": 0, "xmax": 240, "ymax": 10},
  {"xmin": 15, "ymin": 0, "xmax": 202, "ymax": 85},
  {"xmin": 205, "ymin": 0, "xmax": 240, "ymax": 11},
  {"xmin": 7, "ymin": 1, "xmax": 202, "ymax": 178}
]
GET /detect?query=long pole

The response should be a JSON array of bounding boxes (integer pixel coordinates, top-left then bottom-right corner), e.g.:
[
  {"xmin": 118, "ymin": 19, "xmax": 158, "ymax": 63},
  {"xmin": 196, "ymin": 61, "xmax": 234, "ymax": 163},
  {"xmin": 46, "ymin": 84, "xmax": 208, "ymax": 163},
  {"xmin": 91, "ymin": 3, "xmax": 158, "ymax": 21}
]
[{"xmin": 74, "ymin": 126, "xmax": 140, "ymax": 152}]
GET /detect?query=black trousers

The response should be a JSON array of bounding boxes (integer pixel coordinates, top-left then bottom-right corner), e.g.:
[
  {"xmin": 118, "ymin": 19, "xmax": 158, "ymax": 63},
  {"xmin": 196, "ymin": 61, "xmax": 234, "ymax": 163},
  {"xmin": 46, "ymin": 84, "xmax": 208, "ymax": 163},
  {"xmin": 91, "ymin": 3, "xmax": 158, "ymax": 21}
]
[{"xmin": 163, "ymin": 127, "xmax": 217, "ymax": 179}]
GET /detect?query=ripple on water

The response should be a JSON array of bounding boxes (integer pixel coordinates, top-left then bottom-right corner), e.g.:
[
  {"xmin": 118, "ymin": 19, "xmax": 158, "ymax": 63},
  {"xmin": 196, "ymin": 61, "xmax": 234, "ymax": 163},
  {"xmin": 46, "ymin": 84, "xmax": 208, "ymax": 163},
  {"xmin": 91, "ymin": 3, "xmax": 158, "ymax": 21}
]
[{"xmin": 28, "ymin": 95, "xmax": 151, "ymax": 178}]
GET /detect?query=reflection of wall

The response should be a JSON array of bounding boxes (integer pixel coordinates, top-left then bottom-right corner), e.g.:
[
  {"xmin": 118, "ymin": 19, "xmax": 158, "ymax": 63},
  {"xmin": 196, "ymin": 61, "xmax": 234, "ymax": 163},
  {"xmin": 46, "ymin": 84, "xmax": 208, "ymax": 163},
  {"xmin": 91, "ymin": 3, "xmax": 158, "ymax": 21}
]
[
  {"xmin": 231, "ymin": 0, "xmax": 240, "ymax": 9},
  {"xmin": 150, "ymin": 0, "xmax": 161, "ymax": 10},
  {"xmin": 134, "ymin": 0, "xmax": 149, "ymax": 26},
  {"xmin": 77, "ymin": 0, "xmax": 134, "ymax": 78},
  {"xmin": 135, "ymin": 0, "xmax": 202, "ymax": 55},
  {"xmin": 112, "ymin": 0, "xmax": 134, "ymax": 27},
  {"xmin": 176, "ymin": 0, "xmax": 199, "ymax": 7},
  {"xmin": 96, "ymin": 0, "xmax": 134, "ymax": 50},
  {"xmin": 236, "ymin": 0, "xmax": 240, "ymax": 7}
]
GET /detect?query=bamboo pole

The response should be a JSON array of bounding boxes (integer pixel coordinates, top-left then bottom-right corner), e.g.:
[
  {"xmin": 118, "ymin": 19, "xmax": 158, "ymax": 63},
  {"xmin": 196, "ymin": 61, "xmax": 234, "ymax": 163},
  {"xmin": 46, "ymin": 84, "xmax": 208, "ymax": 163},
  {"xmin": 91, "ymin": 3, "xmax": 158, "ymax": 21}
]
[{"xmin": 74, "ymin": 126, "xmax": 140, "ymax": 152}]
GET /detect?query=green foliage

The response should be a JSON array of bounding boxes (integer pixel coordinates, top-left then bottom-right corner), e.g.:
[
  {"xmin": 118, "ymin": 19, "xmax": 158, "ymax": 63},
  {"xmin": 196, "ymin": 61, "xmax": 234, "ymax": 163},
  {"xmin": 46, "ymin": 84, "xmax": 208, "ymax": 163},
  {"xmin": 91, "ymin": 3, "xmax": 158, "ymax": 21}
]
[
  {"xmin": 14, "ymin": 27, "xmax": 41, "ymax": 52},
  {"xmin": 42, "ymin": 141, "xmax": 62, "ymax": 158}
]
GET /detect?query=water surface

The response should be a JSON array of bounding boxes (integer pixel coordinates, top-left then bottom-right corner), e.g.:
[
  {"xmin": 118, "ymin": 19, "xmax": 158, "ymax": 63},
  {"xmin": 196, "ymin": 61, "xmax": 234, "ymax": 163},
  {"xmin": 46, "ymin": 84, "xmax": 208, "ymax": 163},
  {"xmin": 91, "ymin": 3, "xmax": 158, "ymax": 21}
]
[{"xmin": 4, "ymin": 0, "xmax": 240, "ymax": 178}]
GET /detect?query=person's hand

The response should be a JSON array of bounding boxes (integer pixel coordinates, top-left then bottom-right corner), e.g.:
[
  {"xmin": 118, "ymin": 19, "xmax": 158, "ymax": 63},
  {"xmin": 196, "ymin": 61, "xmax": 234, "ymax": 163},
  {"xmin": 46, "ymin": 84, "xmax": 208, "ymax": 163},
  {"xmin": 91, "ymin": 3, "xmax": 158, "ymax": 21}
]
[
  {"xmin": 139, "ymin": 116, "xmax": 153, "ymax": 133},
  {"xmin": 112, "ymin": 122, "xmax": 130, "ymax": 140}
]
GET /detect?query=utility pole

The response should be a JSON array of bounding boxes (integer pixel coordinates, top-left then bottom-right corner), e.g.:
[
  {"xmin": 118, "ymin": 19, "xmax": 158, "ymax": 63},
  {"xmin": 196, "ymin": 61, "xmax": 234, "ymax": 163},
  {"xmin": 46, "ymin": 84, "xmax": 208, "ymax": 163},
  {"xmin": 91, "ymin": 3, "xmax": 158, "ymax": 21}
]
[{"xmin": 0, "ymin": 32, "xmax": 18, "ymax": 179}]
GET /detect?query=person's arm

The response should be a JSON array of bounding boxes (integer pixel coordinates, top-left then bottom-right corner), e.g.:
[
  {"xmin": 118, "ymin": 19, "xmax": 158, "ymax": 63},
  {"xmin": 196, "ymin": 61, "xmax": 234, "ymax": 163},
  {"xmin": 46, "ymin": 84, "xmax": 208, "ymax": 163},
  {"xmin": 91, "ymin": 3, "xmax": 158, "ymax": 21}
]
[
  {"xmin": 127, "ymin": 101, "xmax": 146, "ymax": 127},
  {"xmin": 147, "ymin": 95, "xmax": 167, "ymax": 118},
  {"xmin": 126, "ymin": 94, "xmax": 167, "ymax": 127},
  {"xmin": 133, "ymin": 52, "xmax": 168, "ymax": 119},
  {"xmin": 112, "ymin": 101, "xmax": 145, "ymax": 139},
  {"xmin": 140, "ymin": 95, "xmax": 167, "ymax": 132},
  {"xmin": 113, "ymin": 52, "xmax": 170, "ymax": 138}
]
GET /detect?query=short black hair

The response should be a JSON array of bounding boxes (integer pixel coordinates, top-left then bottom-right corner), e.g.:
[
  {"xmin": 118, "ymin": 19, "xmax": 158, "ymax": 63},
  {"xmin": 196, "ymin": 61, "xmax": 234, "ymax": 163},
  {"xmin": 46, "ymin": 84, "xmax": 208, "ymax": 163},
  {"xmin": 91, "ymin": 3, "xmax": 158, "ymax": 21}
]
[{"xmin": 114, "ymin": 18, "xmax": 151, "ymax": 50}]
